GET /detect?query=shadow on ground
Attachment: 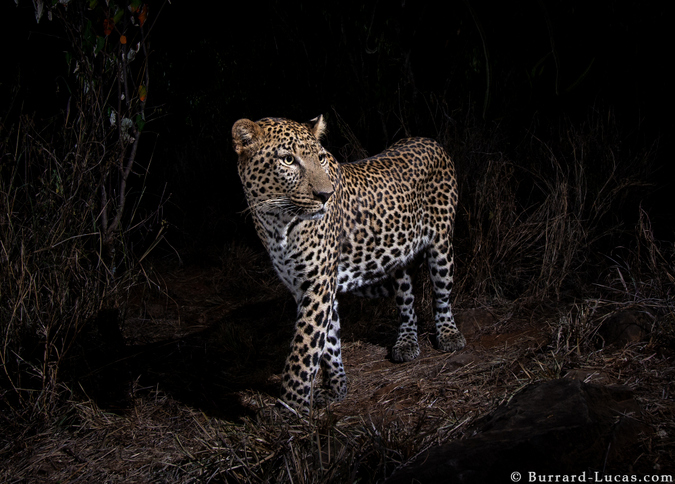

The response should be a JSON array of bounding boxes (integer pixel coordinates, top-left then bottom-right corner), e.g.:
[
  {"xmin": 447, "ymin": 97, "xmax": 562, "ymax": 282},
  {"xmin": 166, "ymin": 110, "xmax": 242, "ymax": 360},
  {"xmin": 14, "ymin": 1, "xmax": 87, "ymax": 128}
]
[{"xmin": 65, "ymin": 268, "xmax": 298, "ymax": 421}]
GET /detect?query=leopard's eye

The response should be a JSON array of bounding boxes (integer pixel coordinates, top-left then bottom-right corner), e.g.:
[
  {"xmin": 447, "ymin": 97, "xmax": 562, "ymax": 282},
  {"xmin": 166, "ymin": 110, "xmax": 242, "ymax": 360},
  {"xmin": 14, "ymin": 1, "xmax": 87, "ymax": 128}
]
[
  {"xmin": 318, "ymin": 153, "xmax": 328, "ymax": 166},
  {"xmin": 280, "ymin": 154, "xmax": 295, "ymax": 166}
]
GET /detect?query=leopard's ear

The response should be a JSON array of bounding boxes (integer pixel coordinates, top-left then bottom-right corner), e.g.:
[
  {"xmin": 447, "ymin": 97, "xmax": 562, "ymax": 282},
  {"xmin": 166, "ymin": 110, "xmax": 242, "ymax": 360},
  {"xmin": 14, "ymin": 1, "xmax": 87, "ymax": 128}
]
[
  {"xmin": 306, "ymin": 115, "xmax": 327, "ymax": 141},
  {"xmin": 232, "ymin": 118, "xmax": 264, "ymax": 157}
]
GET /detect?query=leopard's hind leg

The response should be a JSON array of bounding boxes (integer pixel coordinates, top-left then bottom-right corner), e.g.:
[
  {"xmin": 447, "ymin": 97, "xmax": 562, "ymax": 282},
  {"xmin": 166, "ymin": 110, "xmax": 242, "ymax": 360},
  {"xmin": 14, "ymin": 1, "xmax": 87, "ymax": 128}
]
[
  {"xmin": 427, "ymin": 241, "xmax": 465, "ymax": 352},
  {"xmin": 390, "ymin": 268, "xmax": 421, "ymax": 362},
  {"xmin": 352, "ymin": 269, "xmax": 421, "ymax": 362}
]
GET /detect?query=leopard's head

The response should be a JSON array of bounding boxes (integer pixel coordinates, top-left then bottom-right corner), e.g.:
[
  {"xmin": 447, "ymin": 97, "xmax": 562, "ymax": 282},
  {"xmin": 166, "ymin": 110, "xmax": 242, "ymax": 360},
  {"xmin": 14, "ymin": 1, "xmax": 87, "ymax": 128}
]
[{"xmin": 232, "ymin": 116, "xmax": 336, "ymax": 221}]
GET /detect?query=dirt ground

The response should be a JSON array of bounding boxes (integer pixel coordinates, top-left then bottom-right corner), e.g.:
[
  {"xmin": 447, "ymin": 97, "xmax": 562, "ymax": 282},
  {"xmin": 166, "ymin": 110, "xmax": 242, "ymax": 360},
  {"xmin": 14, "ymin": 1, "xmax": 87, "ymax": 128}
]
[{"xmin": 3, "ymin": 245, "xmax": 674, "ymax": 482}]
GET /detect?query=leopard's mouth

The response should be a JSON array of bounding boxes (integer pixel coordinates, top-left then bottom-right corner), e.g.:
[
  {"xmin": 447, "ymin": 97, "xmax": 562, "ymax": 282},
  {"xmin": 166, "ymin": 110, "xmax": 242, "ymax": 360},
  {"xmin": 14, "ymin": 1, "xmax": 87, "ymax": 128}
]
[{"xmin": 298, "ymin": 207, "xmax": 326, "ymax": 221}]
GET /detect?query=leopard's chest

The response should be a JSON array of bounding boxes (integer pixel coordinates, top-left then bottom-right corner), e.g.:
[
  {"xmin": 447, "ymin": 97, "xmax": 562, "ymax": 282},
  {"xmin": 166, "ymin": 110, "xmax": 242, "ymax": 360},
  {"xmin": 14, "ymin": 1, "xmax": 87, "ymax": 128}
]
[{"xmin": 258, "ymin": 211, "xmax": 341, "ymax": 300}]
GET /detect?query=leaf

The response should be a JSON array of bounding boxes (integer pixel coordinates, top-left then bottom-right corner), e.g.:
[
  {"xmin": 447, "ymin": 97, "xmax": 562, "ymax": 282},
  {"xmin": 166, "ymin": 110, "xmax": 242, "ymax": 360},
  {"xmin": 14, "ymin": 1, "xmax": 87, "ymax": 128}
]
[
  {"xmin": 34, "ymin": 0, "xmax": 44, "ymax": 23},
  {"xmin": 95, "ymin": 35, "xmax": 106, "ymax": 55},
  {"xmin": 83, "ymin": 19, "xmax": 96, "ymax": 50},
  {"xmin": 113, "ymin": 7, "xmax": 124, "ymax": 24},
  {"xmin": 138, "ymin": 85, "xmax": 147, "ymax": 102},
  {"xmin": 135, "ymin": 113, "xmax": 146, "ymax": 132},
  {"xmin": 130, "ymin": 0, "xmax": 142, "ymax": 12},
  {"xmin": 120, "ymin": 35, "xmax": 127, "ymax": 44},
  {"xmin": 138, "ymin": 4, "xmax": 148, "ymax": 26},
  {"xmin": 103, "ymin": 18, "xmax": 114, "ymax": 36}
]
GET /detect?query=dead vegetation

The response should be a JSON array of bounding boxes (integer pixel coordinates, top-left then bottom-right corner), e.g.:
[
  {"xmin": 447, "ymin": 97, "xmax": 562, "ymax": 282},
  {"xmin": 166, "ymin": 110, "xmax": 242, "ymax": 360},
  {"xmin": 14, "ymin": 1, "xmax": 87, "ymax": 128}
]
[
  {"xmin": 3, "ymin": 105, "xmax": 675, "ymax": 481},
  {"xmin": 2, "ymin": 219, "xmax": 673, "ymax": 482}
]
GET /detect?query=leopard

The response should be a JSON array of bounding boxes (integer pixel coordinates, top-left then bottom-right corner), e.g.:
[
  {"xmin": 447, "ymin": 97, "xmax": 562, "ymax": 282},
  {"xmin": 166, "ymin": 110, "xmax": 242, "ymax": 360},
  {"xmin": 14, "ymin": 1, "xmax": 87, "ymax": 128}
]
[{"xmin": 232, "ymin": 115, "xmax": 464, "ymax": 409}]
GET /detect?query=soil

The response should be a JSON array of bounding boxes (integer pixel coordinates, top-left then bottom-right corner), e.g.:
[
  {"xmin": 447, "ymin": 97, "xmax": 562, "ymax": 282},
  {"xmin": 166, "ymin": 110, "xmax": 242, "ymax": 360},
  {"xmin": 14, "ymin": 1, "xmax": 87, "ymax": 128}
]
[{"xmin": 2, "ymin": 246, "xmax": 674, "ymax": 482}]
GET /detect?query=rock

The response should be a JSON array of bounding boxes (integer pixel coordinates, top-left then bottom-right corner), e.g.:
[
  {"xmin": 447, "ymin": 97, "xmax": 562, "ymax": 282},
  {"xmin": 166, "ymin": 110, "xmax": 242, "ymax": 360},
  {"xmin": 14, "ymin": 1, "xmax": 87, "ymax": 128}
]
[
  {"xmin": 597, "ymin": 311, "xmax": 649, "ymax": 347},
  {"xmin": 563, "ymin": 368, "xmax": 612, "ymax": 385},
  {"xmin": 455, "ymin": 309, "xmax": 497, "ymax": 337},
  {"xmin": 387, "ymin": 379, "xmax": 649, "ymax": 483},
  {"xmin": 445, "ymin": 352, "xmax": 481, "ymax": 368}
]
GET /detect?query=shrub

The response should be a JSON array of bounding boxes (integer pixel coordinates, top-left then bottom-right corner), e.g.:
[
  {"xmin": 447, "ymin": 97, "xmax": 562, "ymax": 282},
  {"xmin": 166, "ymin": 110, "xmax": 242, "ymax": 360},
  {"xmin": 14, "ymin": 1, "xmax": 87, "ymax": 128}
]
[{"xmin": 0, "ymin": 0, "xmax": 165, "ymax": 417}]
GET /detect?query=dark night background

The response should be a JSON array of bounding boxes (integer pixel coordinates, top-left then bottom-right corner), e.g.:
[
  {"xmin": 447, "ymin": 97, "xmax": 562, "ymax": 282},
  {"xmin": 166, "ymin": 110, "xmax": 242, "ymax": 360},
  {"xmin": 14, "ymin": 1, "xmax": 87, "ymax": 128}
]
[{"xmin": 2, "ymin": 0, "xmax": 673, "ymax": 249}]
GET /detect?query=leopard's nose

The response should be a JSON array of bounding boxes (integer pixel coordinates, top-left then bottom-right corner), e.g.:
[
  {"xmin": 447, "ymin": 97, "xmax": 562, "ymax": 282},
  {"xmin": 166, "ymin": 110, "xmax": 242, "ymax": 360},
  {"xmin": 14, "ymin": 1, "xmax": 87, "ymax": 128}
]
[{"xmin": 313, "ymin": 189, "xmax": 333, "ymax": 204}]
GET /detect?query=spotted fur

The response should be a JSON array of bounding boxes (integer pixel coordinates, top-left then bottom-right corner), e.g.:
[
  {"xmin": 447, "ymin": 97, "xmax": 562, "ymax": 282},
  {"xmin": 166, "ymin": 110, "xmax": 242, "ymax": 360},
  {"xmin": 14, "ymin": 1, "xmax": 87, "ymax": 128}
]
[{"xmin": 232, "ymin": 115, "xmax": 463, "ymax": 409}]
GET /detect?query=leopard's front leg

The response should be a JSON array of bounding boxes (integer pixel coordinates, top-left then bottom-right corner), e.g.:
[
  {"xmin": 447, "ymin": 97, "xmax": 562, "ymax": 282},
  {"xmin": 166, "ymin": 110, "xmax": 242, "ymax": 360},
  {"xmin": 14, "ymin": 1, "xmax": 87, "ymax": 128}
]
[
  {"xmin": 315, "ymin": 298, "xmax": 347, "ymax": 405},
  {"xmin": 280, "ymin": 280, "xmax": 344, "ymax": 409}
]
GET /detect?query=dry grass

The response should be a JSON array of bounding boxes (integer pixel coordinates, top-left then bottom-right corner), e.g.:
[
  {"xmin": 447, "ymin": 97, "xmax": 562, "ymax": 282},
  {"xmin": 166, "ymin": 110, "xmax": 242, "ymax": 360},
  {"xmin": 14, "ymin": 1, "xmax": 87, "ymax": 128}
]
[
  {"xmin": 3, "ymin": 323, "xmax": 672, "ymax": 482},
  {"xmin": 2, "ymin": 91, "xmax": 672, "ymax": 482},
  {"xmin": 0, "ymin": 1, "xmax": 168, "ymax": 422},
  {"xmin": 2, "ymin": 234, "xmax": 673, "ymax": 482},
  {"xmin": 450, "ymin": 109, "xmax": 653, "ymax": 302}
]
